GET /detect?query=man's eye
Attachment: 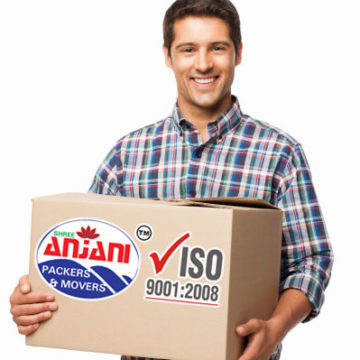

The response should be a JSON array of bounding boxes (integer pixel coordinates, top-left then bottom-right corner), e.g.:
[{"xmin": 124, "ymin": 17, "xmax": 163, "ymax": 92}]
[
  {"xmin": 183, "ymin": 48, "xmax": 193, "ymax": 53},
  {"xmin": 214, "ymin": 46, "xmax": 225, "ymax": 51}
]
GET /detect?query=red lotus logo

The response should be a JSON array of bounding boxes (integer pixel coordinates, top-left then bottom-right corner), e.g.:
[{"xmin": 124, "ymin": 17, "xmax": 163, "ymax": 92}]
[{"xmin": 76, "ymin": 226, "xmax": 100, "ymax": 240}]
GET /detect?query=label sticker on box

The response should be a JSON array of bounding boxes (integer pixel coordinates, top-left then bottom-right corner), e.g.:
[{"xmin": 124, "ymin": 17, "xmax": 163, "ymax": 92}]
[
  {"xmin": 35, "ymin": 219, "xmax": 140, "ymax": 300},
  {"xmin": 145, "ymin": 233, "xmax": 224, "ymax": 308}
]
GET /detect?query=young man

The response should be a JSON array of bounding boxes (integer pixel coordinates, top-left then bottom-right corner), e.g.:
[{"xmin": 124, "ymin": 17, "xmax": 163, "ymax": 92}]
[{"xmin": 10, "ymin": 1, "xmax": 333, "ymax": 359}]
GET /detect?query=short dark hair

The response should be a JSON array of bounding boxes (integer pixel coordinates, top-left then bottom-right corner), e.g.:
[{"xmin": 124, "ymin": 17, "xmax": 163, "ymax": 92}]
[{"xmin": 163, "ymin": 0, "xmax": 241, "ymax": 55}]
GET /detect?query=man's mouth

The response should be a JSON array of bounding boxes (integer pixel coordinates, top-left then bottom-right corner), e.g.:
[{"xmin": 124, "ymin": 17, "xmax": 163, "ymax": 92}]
[{"xmin": 192, "ymin": 76, "xmax": 219, "ymax": 84}]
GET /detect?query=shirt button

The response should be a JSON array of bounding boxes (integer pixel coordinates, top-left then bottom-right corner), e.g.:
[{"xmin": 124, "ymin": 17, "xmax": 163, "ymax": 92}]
[
  {"xmin": 189, "ymin": 190, "xmax": 196, "ymax": 198},
  {"xmin": 195, "ymin": 149, "xmax": 202, "ymax": 158}
]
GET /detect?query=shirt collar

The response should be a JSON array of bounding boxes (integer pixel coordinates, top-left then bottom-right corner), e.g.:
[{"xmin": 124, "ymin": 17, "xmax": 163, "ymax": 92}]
[{"xmin": 171, "ymin": 95, "xmax": 243, "ymax": 139}]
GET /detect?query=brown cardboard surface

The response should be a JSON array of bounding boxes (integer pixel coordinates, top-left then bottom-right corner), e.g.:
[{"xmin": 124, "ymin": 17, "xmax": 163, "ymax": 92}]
[{"xmin": 26, "ymin": 193, "xmax": 282, "ymax": 360}]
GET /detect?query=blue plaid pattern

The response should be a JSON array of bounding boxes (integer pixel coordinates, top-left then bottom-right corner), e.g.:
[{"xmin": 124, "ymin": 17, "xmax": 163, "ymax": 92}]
[{"xmin": 89, "ymin": 97, "xmax": 333, "ymax": 360}]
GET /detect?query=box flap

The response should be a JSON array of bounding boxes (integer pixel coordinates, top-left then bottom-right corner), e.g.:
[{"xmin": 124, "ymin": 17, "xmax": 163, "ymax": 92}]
[
  {"xmin": 187, "ymin": 197, "xmax": 279, "ymax": 210},
  {"xmin": 32, "ymin": 193, "xmax": 278, "ymax": 210},
  {"xmin": 32, "ymin": 193, "xmax": 170, "ymax": 207}
]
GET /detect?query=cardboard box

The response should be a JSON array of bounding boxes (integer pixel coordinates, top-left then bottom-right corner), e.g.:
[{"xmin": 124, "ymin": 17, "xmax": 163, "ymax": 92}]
[{"xmin": 27, "ymin": 193, "xmax": 282, "ymax": 360}]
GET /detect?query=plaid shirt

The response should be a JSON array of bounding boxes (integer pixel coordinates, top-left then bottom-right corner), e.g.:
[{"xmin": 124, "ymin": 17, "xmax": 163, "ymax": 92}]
[{"xmin": 89, "ymin": 97, "xmax": 333, "ymax": 360}]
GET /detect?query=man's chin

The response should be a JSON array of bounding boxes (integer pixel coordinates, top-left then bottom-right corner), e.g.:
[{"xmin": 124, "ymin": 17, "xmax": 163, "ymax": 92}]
[{"xmin": 190, "ymin": 95, "xmax": 229, "ymax": 111}]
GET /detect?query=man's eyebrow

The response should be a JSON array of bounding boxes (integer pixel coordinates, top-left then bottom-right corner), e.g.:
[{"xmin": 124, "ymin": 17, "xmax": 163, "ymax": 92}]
[
  {"xmin": 211, "ymin": 41, "xmax": 232, "ymax": 47},
  {"xmin": 174, "ymin": 41, "xmax": 232, "ymax": 50},
  {"xmin": 175, "ymin": 42, "xmax": 197, "ymax": 50}
]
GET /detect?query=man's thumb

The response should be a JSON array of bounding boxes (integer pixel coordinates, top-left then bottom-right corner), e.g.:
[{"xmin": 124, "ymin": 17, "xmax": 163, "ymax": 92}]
[
  {"xmin": 19, "ymin": 274, "xmax": 31, "ymax": 294},
  {"xmin": 236, "ymin": 319, "xmax": 261, "ymax": 336}
]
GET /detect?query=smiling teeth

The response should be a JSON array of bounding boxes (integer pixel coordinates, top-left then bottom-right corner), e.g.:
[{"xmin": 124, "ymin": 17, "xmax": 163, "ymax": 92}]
[{"xmin": 193, "ymin": 77, "xmax": 216, "ymax": 84}]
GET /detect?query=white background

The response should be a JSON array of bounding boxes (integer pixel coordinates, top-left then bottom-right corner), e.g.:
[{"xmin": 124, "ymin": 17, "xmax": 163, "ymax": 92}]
[{"xmin": 0, "ymin": 0, "xmax": 359, "ymax": 358}]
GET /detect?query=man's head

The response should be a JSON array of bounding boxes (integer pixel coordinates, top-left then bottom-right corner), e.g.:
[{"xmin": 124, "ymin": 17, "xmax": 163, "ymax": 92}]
[
  {"xmin": 162, "ymin": 0, "xmax": 242, "ymax": 116},
  {"xmin": 163, "ymin": 0, "xmax": 241, "ymax": 57}
]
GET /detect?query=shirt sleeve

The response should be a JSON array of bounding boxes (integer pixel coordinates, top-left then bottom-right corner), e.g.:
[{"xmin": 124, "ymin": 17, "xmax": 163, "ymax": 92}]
[
  {"xmin": 276, "ymin": 144, "xmax": 333, "ymax": 322},
  {"xmin": 88, "ymin": 142, "xmax": 123, "ymax": 196}
]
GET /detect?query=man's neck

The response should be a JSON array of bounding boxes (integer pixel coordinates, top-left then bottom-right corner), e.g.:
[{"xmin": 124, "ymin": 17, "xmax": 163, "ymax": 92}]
[{"xmin": 178, "ymin": 95, "xmax": 232, "ymax": 143}]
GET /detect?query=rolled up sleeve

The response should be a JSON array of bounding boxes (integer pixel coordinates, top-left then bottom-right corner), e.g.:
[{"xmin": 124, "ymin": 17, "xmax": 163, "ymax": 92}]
[{"xmin": 276, "ymin": 144, "xmax": 333, "ymax": 322}]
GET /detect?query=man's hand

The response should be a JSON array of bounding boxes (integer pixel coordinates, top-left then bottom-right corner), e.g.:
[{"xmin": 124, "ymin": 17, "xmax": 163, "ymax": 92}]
[
  {"xmin": 9, "ymin": 274, "xmax": 58, "ymax": 335},
  {"xmin": 235, "ymin": 318, "xmax": 280, "ymax": 360},
  {"xmin": 235, "ymin": 289, "xmax": 312, "ymax": 360}
]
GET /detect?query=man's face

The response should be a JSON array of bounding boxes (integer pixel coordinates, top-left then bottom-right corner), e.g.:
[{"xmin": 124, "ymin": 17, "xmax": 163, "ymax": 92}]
[{"xmin": 163, "ymin": 16, "xmax": 242, "ymax": 113}]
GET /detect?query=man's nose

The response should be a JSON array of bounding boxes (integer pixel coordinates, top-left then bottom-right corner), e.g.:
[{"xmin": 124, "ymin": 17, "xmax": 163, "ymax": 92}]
[{"xmin": 195, "ymin": 49, "xmax": 213, "ymax": 73}]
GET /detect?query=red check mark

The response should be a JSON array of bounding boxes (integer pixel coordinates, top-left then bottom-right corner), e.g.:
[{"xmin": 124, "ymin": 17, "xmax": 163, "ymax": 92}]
[{"xmin": 149, "ymin": 232, "xmax": 191, "ymax": 275}]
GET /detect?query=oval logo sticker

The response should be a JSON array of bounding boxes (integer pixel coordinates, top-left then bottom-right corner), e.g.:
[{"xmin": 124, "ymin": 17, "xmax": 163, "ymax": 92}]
[{"xmin": 35, "ymin": 219, "xmax": 140, "ymax": 300}]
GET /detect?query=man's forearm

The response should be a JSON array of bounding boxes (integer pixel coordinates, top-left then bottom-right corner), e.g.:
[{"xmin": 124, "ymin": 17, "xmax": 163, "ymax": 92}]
[{"xmin": 268, "ymin": 288, "xmax": 312, "ymax": 343}]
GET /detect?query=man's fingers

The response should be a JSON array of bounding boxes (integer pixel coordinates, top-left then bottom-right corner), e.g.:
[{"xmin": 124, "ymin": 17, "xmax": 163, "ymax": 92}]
[
  {"xmin": 19, "ymin": 274, "xmax": 31, "ymax": 294},
  {"xmin": 14, "ymin": 311, "xmax": 53, "ymax": 326},
  {"xmin": 13, "ymin": 291, "xmax": 55, "ymax": 306},
  {"xmin": 10, "ymin": 275, "xmax": 56, "ymax": 337},
  {"xmin": 236, "ymin": 319, "xmax": 263, "ymax": 336},
  {"xmin": 18, "ymin": 323, "xmax": 40, "ymax": 335},
  {"xmin": 10, "ymin": 302, "xmax": 58, "ymax": 317}
]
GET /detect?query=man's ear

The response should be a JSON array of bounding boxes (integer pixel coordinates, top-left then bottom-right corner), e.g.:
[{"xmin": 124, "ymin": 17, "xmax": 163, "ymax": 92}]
[
  {"xmin": 235, "ymin": 42, "xmax": 243, "ymax": 66},
  {"xmin": 163, "ymin": 44, "xmax": 173, "ymax": 69}
]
